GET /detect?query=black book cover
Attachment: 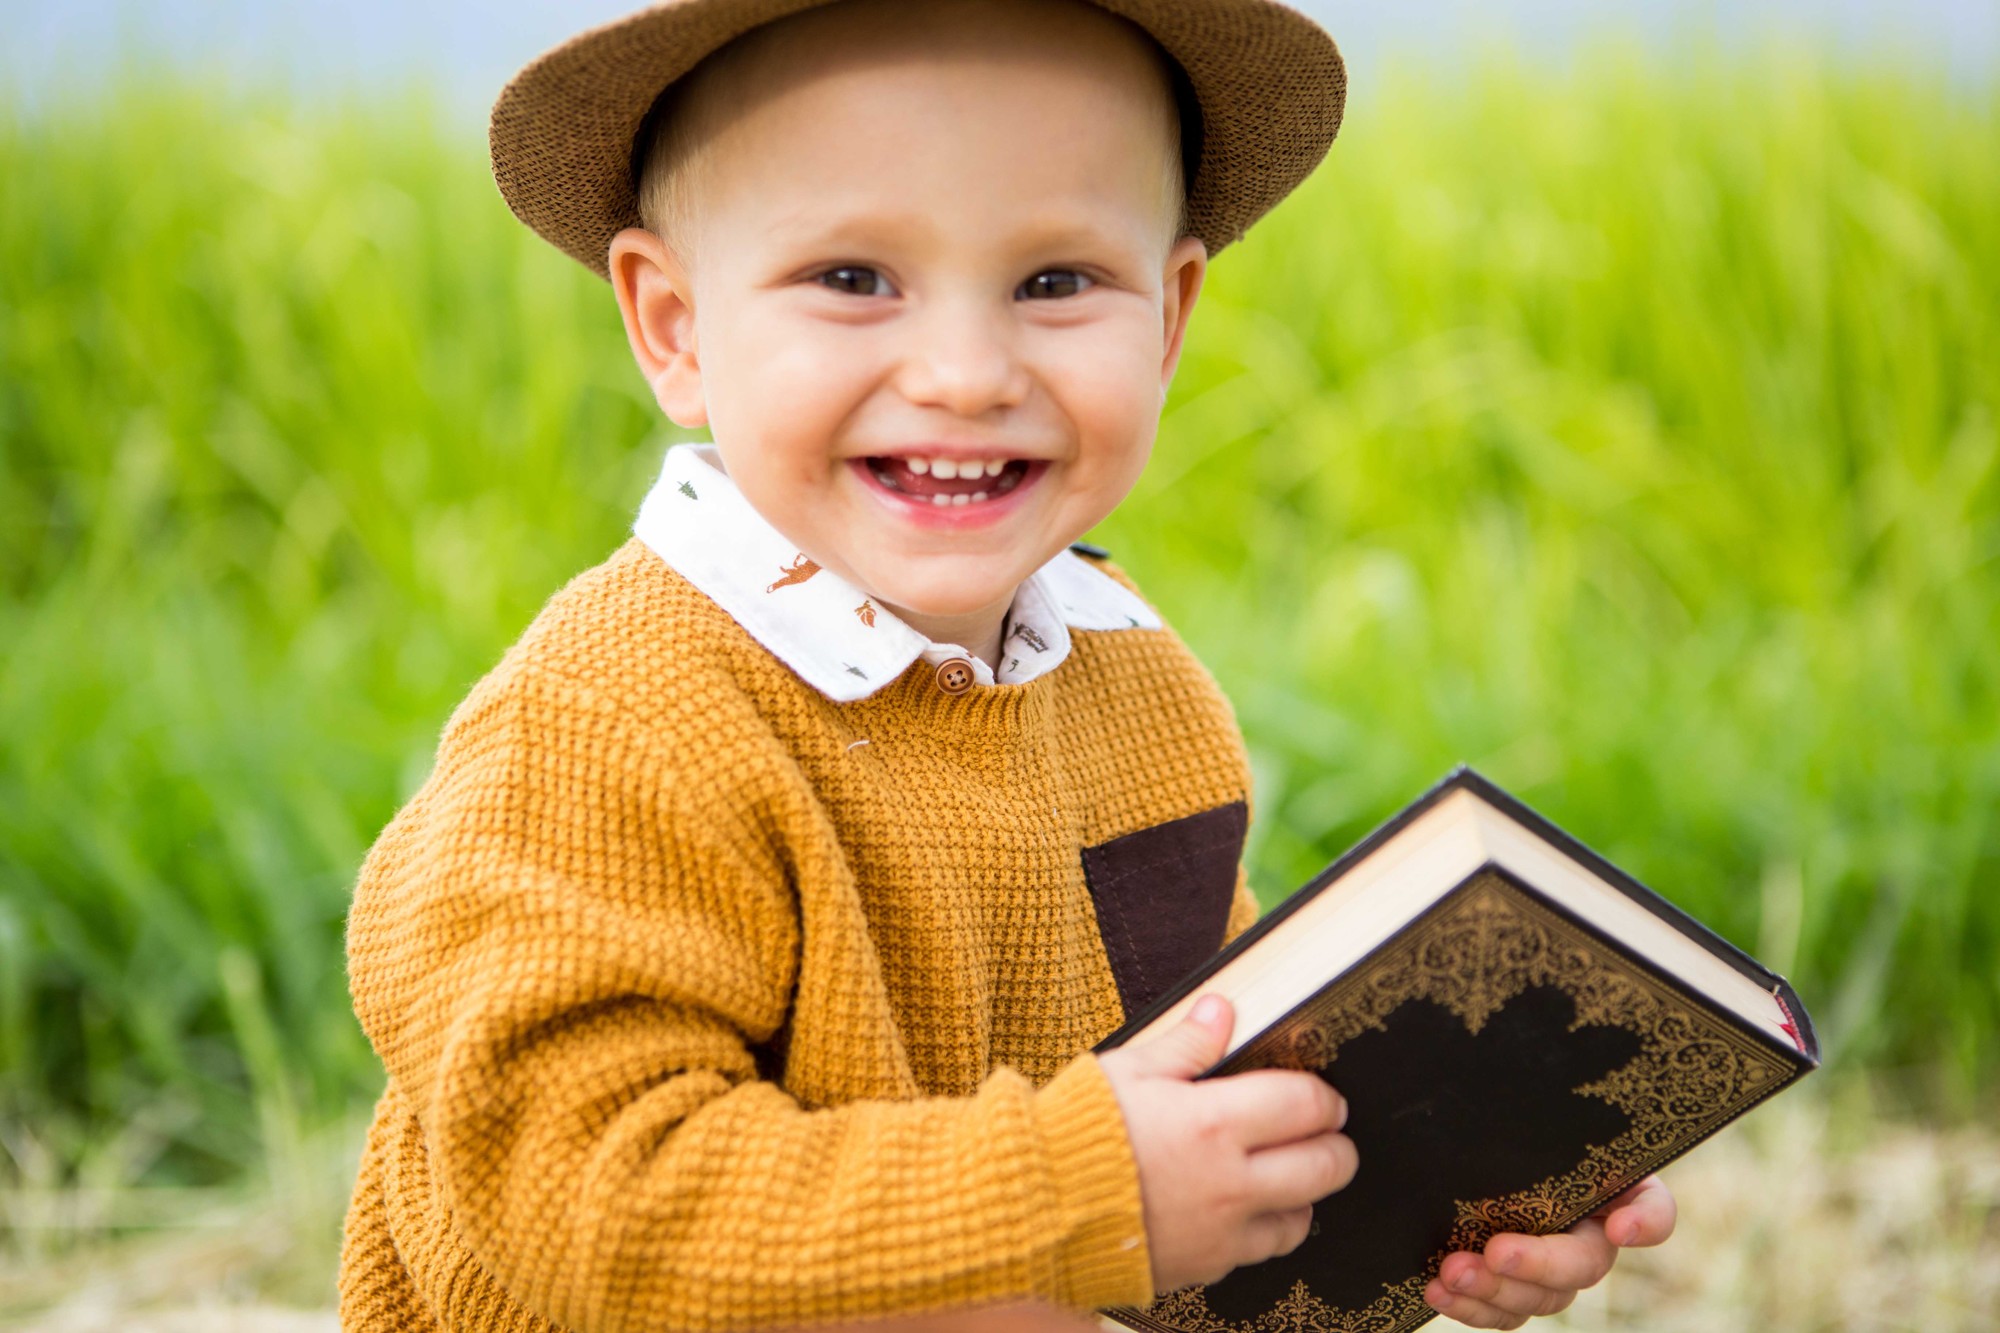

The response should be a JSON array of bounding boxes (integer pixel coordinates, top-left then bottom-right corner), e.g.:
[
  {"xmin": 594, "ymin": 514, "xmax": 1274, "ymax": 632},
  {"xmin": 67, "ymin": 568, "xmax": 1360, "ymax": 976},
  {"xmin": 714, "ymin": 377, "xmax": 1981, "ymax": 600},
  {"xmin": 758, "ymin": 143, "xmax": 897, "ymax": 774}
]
[{"xmin": 1096, "ymin": 770, "xmax": 1819, "ymax": 1333}]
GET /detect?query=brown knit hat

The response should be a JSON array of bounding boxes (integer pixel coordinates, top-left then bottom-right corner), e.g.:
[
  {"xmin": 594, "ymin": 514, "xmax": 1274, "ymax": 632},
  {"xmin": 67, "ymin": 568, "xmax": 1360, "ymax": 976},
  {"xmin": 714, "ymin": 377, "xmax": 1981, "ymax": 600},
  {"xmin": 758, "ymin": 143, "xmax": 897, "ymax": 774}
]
[{"xmin": 490, "ymin": 0, "xmax": 1345, "ymax": 280}]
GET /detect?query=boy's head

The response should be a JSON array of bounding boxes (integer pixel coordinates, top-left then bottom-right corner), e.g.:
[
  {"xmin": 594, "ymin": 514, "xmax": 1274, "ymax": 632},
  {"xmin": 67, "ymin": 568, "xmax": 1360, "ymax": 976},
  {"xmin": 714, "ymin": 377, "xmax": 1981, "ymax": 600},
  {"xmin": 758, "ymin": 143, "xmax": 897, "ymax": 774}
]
[
  {"xmin": 491, "ymin": 0, "xmax": 1343, "ymax": 637},
  {"xmin": 632, "ymin": 0, "xmax": 1197, "ymax": 261},
  {"xmin": 608, "ymin": 0, "xmax": 1201, "ymax": 629}
]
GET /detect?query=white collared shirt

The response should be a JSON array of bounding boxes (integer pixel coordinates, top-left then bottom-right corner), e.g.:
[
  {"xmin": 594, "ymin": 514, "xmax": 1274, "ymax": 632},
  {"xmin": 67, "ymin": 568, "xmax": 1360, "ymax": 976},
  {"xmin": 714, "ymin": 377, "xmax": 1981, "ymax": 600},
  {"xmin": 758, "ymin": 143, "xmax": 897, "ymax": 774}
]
[{"xmin": 631, "ymin": 444, "xmax": 1162, "ymax": 702}]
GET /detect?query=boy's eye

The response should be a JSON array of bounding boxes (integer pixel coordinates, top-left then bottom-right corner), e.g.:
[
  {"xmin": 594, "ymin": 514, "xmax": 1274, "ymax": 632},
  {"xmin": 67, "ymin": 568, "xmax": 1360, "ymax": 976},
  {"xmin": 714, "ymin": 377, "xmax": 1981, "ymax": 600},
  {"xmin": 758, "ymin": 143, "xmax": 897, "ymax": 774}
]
[
  {"xmin": 818, "ymin": 265, "xmax": 896, "ymax": 297},
  {"xmin": 1018, "ymin": 270, "xmax": 1092, "ymax": 300}
]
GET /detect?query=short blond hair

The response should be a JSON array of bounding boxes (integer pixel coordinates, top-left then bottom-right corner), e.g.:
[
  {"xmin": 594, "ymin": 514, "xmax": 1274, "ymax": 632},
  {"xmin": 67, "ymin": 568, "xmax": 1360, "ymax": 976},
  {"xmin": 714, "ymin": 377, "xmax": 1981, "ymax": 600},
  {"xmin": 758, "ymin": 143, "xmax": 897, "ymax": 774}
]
[{"xmin": 632, "ymin": 0, "xmax": 1194, "ymax": 259}]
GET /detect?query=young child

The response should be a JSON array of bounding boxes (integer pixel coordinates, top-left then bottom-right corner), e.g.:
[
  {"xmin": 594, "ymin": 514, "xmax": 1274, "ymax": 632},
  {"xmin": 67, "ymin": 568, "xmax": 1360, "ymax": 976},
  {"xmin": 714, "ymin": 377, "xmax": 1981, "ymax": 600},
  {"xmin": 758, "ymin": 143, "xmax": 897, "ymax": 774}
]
[{"xmin": 339, "ymin": 1, "xmax": 1675, "ymax": 1329}]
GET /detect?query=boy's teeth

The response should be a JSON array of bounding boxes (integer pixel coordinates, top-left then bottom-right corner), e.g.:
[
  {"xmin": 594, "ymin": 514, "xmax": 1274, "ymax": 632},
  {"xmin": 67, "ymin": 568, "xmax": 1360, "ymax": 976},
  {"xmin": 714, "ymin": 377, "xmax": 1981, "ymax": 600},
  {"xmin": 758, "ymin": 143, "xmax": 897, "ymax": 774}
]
[
  {"xmin": 874, "ymin": 455, "xmax": 1027, "ymax": 503},
  {"xmin": 902, "ymin": 456, "xmax": 1009, "ymax": 480}
]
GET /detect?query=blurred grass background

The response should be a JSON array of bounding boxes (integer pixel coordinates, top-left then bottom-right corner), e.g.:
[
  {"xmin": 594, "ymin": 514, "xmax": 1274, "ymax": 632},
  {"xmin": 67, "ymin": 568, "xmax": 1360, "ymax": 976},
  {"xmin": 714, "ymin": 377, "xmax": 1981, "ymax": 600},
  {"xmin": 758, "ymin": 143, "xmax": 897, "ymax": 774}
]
[{"xmin": 1, "ymin": 34, "xmax": 1997, "ymax": 1325}]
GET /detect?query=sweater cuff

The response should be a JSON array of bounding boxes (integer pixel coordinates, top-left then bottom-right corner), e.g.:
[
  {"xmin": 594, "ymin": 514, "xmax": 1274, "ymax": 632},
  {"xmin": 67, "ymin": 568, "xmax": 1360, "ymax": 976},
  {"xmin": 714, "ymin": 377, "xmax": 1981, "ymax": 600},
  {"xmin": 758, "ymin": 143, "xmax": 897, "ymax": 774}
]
[{"xmin": 1033, "ymin": 1052, "xmax": 1155, "ymax": 1310}]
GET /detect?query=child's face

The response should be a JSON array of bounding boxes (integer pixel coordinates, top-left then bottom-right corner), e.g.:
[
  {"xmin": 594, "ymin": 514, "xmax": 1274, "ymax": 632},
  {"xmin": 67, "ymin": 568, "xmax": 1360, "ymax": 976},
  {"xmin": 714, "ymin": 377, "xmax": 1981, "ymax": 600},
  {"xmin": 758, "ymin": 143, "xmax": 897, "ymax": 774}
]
[{"xmin": 611, "ymin": 0, "xmax": 1206, "ymax": 630}]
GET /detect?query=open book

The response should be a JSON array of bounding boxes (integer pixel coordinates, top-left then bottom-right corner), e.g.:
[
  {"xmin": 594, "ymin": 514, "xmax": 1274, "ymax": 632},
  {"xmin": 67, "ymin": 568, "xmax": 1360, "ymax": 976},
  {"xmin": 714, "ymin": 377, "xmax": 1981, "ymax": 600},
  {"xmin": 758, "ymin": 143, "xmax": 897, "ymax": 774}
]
[{"xmin": 1095, "ymin": 767, "xmax": 1818, "ymax": 1333}]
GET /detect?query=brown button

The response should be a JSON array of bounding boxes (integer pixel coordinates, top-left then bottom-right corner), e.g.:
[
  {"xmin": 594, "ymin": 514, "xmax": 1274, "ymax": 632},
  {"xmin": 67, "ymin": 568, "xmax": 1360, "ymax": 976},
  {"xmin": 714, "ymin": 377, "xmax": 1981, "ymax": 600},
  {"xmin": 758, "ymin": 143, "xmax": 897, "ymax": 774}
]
[{"xmin": 934, "ymin": 657, "xmax": 976, "ymax": 695}]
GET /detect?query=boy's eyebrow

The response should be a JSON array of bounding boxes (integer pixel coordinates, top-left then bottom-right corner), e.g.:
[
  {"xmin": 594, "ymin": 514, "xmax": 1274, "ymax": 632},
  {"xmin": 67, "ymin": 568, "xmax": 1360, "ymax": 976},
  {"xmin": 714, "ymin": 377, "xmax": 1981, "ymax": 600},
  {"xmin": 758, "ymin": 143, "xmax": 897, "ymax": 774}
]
[{"xmin": 757, "ymin": 205, "xmax": 1158, "ymax": 259}]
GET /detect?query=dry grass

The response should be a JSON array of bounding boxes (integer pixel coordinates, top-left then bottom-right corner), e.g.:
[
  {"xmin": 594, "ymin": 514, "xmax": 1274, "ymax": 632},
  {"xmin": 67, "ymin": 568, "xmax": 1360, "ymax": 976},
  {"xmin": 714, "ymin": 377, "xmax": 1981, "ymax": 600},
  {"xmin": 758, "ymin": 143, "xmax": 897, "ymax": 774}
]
[
  {"xmin": 0, "ymin": 1117, "xmax": 355, "ymax": 1333},
  {"xmin": 1465, "ymin": 1094, "xmax": 2000, "ymax": 1333},
  {"xmin": 4, "ymin": 1095, "xmax": 1994, "ymax": 1333}
]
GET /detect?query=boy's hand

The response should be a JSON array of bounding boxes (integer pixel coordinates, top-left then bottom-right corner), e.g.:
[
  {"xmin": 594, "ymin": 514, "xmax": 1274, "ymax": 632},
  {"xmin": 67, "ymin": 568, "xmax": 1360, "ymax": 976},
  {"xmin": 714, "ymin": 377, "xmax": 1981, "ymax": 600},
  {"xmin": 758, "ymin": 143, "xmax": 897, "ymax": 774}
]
[
  {"xmin": 1098, "ymin": 994, "xmax": 1357, "ymax": 1293},
  {"xmin": 1423, "ymin": 1175, "xmax": 1678, "ymax": 1329}
]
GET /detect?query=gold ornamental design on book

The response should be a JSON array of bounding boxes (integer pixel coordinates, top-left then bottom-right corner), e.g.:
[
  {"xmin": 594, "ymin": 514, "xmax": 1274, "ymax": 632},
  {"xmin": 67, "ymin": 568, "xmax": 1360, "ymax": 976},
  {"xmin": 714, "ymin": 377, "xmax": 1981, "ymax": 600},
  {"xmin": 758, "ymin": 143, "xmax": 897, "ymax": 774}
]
[{"xmin": 1111, "ymin": 870, "xmax": 1797, "ymax": 1333}]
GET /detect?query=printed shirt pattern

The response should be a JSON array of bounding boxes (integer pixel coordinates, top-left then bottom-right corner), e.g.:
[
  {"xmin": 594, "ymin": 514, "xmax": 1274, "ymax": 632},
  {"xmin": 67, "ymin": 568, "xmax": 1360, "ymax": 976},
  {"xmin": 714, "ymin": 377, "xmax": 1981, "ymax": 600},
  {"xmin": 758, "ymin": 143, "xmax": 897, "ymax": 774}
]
[{"xmin": 632, "ymin": 444, "xmax": 1163, "ymax": 702}]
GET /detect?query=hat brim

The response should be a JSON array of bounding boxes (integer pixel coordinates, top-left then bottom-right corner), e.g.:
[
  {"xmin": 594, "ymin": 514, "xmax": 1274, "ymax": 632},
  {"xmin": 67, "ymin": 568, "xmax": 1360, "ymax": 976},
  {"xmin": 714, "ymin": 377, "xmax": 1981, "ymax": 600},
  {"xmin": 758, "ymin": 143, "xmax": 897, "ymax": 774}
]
[{"xmin": 489, "ymin": 0, "xmax": 1344, "ymax": 279}]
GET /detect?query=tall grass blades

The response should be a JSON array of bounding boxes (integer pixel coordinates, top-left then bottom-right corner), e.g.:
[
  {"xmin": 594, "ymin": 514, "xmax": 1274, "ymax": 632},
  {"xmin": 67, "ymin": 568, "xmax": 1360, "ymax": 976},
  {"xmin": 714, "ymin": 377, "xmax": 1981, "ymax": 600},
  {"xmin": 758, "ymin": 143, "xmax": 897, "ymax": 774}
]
[
  {"xmin": 1, "ymin": 86, "xmax": 671, "ymax": 1188},
  {"xmin": 2, "ymin": 49, "xmax": 1996, "ymax": 1191}
]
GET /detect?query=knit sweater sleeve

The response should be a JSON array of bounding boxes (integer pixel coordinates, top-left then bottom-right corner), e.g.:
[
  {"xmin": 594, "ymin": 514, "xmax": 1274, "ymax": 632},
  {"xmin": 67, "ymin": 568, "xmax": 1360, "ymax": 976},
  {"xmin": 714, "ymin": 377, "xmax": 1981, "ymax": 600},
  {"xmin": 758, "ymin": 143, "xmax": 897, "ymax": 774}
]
[{"xmin": 346, "ymin": 660, "xmax": 1154, "ymax": 1333}]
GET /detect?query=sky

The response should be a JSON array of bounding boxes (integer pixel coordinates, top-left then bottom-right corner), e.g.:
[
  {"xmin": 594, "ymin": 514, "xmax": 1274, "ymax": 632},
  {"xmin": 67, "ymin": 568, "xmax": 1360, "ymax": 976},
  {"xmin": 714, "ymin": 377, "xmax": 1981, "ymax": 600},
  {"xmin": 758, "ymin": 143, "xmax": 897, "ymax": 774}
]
[{"xmin": 5, "ymin": 0, "xmax": 1996, "ymax": 120}]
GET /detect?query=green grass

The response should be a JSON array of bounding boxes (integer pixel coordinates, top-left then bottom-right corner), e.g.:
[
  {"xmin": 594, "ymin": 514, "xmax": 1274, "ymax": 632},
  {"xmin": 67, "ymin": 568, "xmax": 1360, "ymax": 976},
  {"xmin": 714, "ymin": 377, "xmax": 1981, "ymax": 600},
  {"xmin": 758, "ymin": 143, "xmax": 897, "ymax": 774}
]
[{"xmin": 2, "ymin": 47, "xmax": 1996, "ymax": 1192}]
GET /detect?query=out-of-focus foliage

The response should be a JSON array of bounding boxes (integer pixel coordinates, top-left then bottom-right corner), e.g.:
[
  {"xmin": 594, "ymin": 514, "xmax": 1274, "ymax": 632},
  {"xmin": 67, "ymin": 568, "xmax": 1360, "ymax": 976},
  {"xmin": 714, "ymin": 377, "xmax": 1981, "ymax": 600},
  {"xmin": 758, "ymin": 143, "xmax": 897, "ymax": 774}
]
[{"xmin": 1, "ymin": 47, "xmax": 1995, "ymax": 1189}]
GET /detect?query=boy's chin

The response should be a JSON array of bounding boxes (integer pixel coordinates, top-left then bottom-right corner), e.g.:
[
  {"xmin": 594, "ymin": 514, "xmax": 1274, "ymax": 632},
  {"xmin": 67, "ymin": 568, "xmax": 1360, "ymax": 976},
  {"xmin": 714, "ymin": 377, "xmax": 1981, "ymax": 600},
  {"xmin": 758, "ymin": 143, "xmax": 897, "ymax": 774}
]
[
  {"xmin": 879, "ymin": 586, "xmax": 1019, "ymax": 621},
  {"xmin": 865, "ymin": 566, "xmax": 1028, "ymax": 623}
]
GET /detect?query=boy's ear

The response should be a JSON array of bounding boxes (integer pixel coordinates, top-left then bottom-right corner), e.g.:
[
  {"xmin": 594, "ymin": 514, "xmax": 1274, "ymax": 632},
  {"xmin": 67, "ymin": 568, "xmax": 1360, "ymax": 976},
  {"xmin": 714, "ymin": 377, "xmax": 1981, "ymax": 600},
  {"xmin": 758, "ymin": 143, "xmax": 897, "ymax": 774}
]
[
  {"xmin": 1158, "ymin": 234, "xmax": 1208, "ymax": 397},
  {"xmin": 609, "ymin": 227, "xmax": 707, "ymax": 428}
]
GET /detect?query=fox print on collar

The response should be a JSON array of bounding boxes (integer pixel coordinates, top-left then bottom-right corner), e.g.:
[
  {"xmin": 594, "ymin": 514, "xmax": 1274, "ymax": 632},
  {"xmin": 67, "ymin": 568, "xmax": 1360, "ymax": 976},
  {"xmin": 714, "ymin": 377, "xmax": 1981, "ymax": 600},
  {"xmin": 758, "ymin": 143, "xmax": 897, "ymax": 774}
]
[{"xmin": 632, "ymin": 445, "xmax": 1162, "ymax": 702}]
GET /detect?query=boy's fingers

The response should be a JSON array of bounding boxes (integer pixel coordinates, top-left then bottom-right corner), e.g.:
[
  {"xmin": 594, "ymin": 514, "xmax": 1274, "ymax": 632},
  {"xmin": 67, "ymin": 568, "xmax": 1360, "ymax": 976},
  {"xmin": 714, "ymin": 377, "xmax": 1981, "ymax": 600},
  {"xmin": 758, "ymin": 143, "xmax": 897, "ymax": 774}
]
[
  {"xmin": 1124, "ymin": 994, "xmax": 1234, "ymax": 1079},
  {"xmin": 1434, "ymin": 1253, "xmax": 1583, "ymax": 1316},
  {"xmin": 1425, "ymin": 1277, "xmax": 1566, "ymax": 1330},
  {"xmin": 1593, "ymin": 1174, "xmax": 1677, "ymax": 1247},
  {"xmin": 1205, "ymin": 1068, "xmax": 1347, "ymax": 1147},
  {"xmin": 1241, "ymin": 1131, "xmax": 1356, "ymax": 1208},
  {"xmin": 1479, "ymin": 1222, "xmax": 1616, "ymax": 1292},
  {"xmin": 1240, "ymin": 1206, "xmax": 1314, "ymax": 1265}
]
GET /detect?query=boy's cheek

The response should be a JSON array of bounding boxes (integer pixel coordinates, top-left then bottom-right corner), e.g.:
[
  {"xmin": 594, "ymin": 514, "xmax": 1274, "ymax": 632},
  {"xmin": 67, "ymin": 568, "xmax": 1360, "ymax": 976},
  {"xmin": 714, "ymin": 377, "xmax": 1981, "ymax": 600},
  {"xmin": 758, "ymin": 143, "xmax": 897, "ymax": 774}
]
[
  {"xmin": 1032, "ymin": 322, "xmax": 1173, "ymax": 414},
  {"xmin": 1041, "ymin": 359, "xmax": 1168, "ymax": 475},
  {"xmin": 706, "ymin": 335, "xmax": 885, "ymax": 452}
]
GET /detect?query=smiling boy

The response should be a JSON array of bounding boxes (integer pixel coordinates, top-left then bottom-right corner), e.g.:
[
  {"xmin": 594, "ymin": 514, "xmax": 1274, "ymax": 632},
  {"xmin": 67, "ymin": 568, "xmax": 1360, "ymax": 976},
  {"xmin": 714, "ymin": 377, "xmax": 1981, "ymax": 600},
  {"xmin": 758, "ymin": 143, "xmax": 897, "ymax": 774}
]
[
  {"xmin": 605, "ymin": 0, "xmax": 1200, "ymax": 673},
  {"xmin": 339, "ymin": 2, "xmax": 1672, "ymax": 1331}
]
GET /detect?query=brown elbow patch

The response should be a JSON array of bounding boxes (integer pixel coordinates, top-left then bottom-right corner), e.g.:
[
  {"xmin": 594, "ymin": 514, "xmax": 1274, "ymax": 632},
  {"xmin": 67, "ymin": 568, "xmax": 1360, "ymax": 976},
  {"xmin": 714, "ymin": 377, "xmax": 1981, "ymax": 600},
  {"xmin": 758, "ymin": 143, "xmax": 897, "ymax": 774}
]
[{"xmin": 1082, "ymin": 801, "xmax": 1248, "ymax": 1020}]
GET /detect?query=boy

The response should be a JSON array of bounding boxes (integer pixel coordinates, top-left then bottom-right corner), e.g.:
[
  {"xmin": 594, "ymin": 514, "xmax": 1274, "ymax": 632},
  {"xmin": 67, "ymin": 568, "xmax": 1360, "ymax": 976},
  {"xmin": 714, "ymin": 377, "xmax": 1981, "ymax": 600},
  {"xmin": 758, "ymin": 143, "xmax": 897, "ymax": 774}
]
[{"xmin": 339, "ymin": 1, "xmax": 1675, "ymax": 1330}]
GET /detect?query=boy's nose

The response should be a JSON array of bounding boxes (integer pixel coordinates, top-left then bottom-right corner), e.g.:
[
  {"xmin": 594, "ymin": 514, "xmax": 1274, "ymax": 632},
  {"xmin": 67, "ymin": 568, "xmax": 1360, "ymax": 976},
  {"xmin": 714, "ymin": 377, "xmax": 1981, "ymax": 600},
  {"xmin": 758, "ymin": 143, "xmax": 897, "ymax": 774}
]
[{"xmin": 894, "ymin": 303, "xmax": 1030, "ymax": 418}]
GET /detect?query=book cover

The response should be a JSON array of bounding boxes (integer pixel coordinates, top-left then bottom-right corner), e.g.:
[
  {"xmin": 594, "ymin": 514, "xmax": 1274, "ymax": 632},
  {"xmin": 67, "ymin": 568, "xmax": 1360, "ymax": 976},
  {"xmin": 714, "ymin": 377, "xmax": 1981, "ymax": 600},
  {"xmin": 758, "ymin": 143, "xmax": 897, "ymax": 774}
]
[{"xmin": 1096, "ymin": 769, "xmax": 1819, "ymax": 1333}]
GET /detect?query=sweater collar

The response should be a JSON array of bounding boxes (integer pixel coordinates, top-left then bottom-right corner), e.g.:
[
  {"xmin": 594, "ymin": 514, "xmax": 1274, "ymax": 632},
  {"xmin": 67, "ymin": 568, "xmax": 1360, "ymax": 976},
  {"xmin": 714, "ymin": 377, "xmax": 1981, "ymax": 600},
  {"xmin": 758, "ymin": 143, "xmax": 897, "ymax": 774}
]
[{"xmin": 631, "ymin": 444, "xmax": 1162, "ymax": 703}]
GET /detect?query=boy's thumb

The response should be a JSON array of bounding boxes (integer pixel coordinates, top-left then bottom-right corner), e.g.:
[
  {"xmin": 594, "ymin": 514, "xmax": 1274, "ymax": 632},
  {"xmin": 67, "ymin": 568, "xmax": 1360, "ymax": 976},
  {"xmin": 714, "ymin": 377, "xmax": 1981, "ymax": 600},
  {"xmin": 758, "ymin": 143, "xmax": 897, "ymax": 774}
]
[{"xmin": 1131, "ymin": 994, "xmax": 1234, "ymax": 1080}]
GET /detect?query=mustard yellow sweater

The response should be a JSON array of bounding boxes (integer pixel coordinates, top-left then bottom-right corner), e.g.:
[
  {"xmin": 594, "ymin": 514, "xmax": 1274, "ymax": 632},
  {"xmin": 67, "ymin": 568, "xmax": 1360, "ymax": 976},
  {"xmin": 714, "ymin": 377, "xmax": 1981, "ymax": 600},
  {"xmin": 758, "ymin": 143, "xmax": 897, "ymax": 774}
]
[{"xmin": 339, "ymin": 539, "xmax": 1260, "ymax": 1333}]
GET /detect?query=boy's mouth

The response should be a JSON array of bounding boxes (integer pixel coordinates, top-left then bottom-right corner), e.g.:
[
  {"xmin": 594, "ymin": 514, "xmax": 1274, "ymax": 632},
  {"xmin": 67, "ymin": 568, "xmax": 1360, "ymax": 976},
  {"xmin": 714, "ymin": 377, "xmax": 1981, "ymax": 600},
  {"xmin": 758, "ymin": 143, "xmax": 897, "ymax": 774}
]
[{"xmin": 864, "ymin": 455, "xmax": 1034, "ymax": 506}]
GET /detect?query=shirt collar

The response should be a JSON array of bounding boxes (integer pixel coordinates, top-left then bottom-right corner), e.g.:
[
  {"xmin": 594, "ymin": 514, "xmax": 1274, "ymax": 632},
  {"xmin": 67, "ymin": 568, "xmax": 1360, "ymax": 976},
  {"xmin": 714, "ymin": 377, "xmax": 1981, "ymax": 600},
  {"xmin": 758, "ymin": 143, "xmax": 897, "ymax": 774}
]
[{"xmin": 632, "ymin": 444, "xmax": 1162, "ymax": 702}]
